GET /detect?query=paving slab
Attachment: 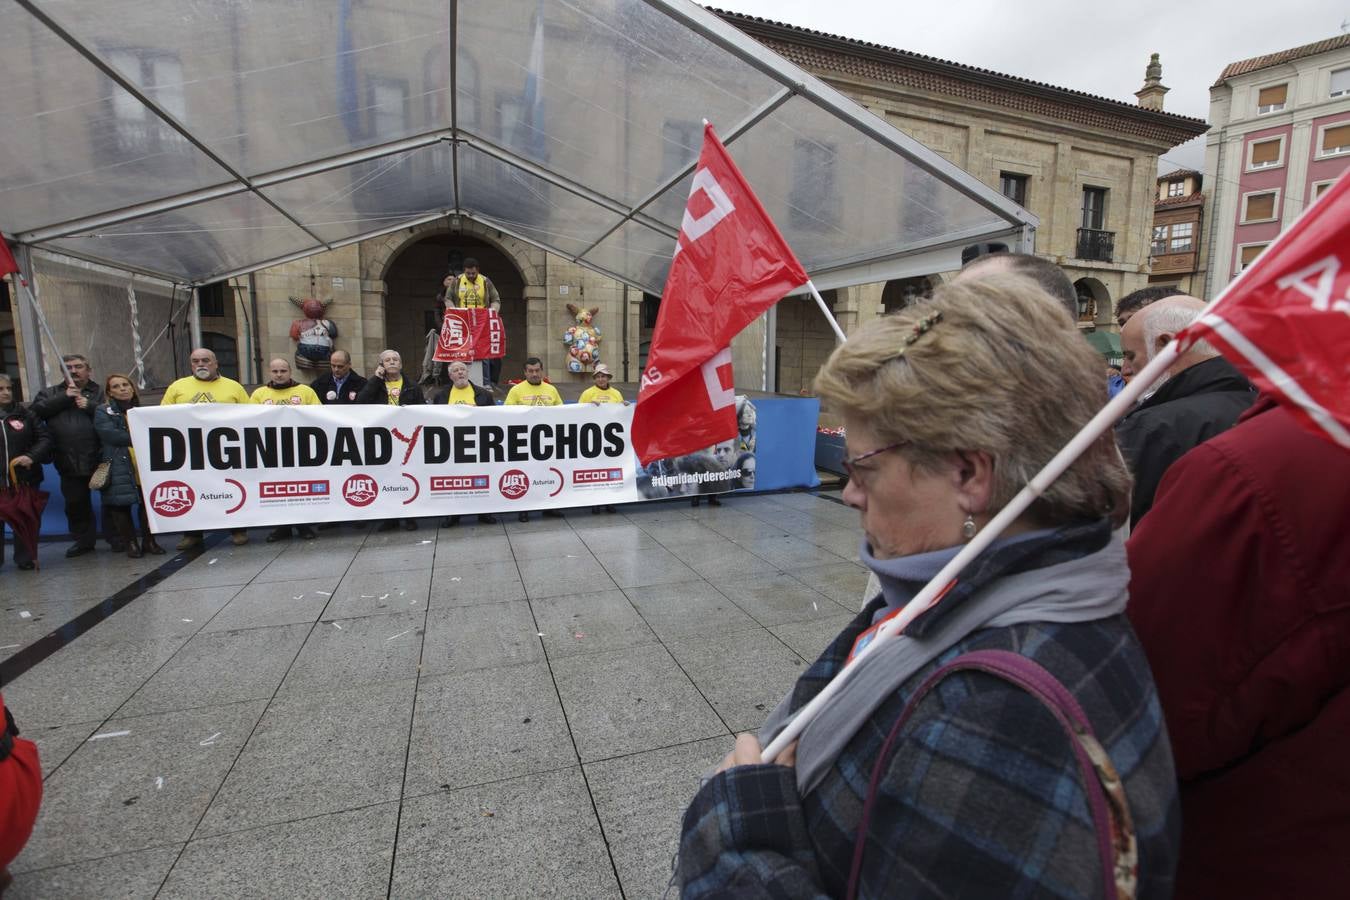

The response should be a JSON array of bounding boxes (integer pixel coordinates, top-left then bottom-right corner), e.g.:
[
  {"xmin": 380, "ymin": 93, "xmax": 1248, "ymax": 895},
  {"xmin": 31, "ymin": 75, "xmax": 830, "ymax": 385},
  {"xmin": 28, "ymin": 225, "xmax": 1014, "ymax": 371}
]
[
  {"xmin": 326, "ymin": 566, "xmax": 433, "ymax": 618},
  {"xmin": 674, "ymin": 542, "xmax": 782, "ymax": 582},
  {"xmin": 715, "ymin": 572, "xmax": 851, "ymax": 627},
  {"xmin": 199, "ymin": 578, "xmax": 338, "ymax": 633},
  {"xmin": 574, "ymin": 525, "xmax": 662, "ymax": 553},
  {"xmin": 734, "ymin": 534, "xmax": 850, "ymax": 571},
  {"xmin": 641, "ymin": 519, "xmax": 731, "ymax": 547},
  {"xmin": 278, "ymin": 611, "xmax": 424, "ymax": 695},
  {"xmin": 551, "ymin": 644, "xmax": 726, "ymax": 762},
  {"xmin": 622, "ymin": 580, "xmax": 761, "ymax": 643},
  {"xmin": 516, "ymin": 553, "xmax": 616, "ymax": 600},
  {"xmin": 769, "ymin": 614, "xmax": 857, "ymax": 664},
  {"xmin": 195, "ymin": 679, "xmax": 414, "ymax": 837},
  {"xmin": 11, "ymin": 700, "xmax": 266, "ymax": 870},
  {"xmin": 789, "ymin": 561, "xmax": 875, "ymax": 608},
  {"xmin": 585, "ymin": 737, "xmax": 728, "ymax": 900},
  {"xmin": 529, "ymin": 590, "xmax": 656, "ymax": 659},
  {"xmin": 23, "ymin": 720, "xmax": 101, "ymax": 778},
  {"xmin": 349, "ymin": 542, "xmax": 438, "ymax": 575},
  {"xmin": 427, "ymin": 558, "xmax": 527, "ymax": 608},
  {"xmin": 665, "ymin": 628, "xmax": 809, "ymax": 732},
  {"xmin": 252, "ymin": 546, "xmax": 358, "ymax": 583},
  {"xmin": 119, "ymin": 624, "xmax": 311, "ymax": 717},
  {"xmin": 405, "ymin": 663, "xmax": 573, "ymax": 795},
  {"xmin": 6, "ymin": 844, "xmax": 184, "ymax": 900},
  {"xmin": 158, "ymin": 803, "xmax": 398, "ymax": 900},
  {"xmin": 597, "ymin": 545, "xmax": 701, "ymax": 589},
  {"xmin": 392, "ymin": 767, "xmax": 621, "ymax": 899},
  {"xmin": 420, "ymin": 600, "xmax": 542, "ymax": 676},
  {"xmin": 429, "ymin": 533, "xmax": 513, "ymax": 565},
  {"xmin": 506, "ymin": 528, "xmax": 592, "ymax": 559}
]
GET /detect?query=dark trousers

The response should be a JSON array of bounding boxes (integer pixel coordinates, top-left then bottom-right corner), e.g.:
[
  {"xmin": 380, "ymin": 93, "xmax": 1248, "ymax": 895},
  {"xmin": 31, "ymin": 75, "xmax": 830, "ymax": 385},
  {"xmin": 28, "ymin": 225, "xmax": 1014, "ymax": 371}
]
[
  {"xmin": 59, "ymin": 474, "xmax": 98, "ymax": 549},
  {"xmin": 0, "ymin": 524, "xmax": 33, "ymax": 567},
  {"xmin": 488, "ymin": 357, "xmax": 502, "ymax": 385}
]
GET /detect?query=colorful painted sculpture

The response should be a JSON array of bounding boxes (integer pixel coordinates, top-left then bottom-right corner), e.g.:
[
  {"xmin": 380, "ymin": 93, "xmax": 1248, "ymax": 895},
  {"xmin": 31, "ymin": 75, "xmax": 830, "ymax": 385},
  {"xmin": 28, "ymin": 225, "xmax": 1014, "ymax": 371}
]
[
  {"xmin": 562, "ymin": 303, "xmax": 602, "ymax": 373},
  {"xmin": 289, "ymin": 297, "xmax": 338, "ymax": 371}
]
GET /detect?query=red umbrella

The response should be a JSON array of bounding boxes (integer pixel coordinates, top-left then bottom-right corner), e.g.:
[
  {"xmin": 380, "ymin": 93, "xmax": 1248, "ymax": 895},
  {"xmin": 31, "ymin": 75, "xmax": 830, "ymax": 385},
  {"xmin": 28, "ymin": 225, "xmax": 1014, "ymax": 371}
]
[{"xmin": 1, "ymin": 461, "xmax": 49, "ymax": 568}]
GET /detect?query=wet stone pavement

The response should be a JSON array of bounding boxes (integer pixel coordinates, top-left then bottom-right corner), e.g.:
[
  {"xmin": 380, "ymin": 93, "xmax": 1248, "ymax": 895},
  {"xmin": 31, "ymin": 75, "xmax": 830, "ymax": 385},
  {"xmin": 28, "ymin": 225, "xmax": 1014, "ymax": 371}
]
[{"xmin": 1, "ymin": 490, "xmax": 869, "ymax": 899}]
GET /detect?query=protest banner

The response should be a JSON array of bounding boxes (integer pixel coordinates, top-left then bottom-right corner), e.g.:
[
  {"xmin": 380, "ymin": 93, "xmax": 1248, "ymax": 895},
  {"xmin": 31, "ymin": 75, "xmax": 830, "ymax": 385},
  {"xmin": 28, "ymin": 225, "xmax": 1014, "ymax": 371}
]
[
  {"xmin": 128, "ymin": 400, "xmax": 755, "ymax": 533},
  {"xmin": 434, "ymin": 308, "xmax": 505, "ymax": 362}
]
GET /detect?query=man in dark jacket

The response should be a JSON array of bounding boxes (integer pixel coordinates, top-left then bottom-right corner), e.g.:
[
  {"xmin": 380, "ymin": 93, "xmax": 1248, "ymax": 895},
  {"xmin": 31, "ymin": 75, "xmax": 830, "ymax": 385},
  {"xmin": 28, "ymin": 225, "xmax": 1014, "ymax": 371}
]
[
  {"xmin": 310, "ymin": 349, "xmax": 367, "ymax": 405},
  {"xmin": 30, "ymin": 354, "xmax": 107, "ymax": 556},
  {"xmin": 1127, "ymin": 395, "xmax": 1350, "ymax": 898},
  {"xmin": 0, "ymin": 374, "xmax": 52, "ymax": 570},
  {"xmin": 1116, "ymin": 296, "xmax": 1254, "ymax": 527},
  {"xmin": 357, "ymin": 350, "xmax": 424, "ymax": 531}
]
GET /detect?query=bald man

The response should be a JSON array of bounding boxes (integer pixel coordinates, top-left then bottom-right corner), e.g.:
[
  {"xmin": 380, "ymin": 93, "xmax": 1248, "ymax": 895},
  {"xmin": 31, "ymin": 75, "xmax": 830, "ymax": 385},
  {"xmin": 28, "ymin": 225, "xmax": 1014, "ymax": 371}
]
[
  {"xmin": 1116, "ymin": 295, "xmax": 1255, "ymax": 527},
  {"xmin": 161, "ymin": 347, "xmax": 251, "ymax": 548},
  {"xmin": 250, "ymin": 359, "xmax": 320, "ymax": 406}
]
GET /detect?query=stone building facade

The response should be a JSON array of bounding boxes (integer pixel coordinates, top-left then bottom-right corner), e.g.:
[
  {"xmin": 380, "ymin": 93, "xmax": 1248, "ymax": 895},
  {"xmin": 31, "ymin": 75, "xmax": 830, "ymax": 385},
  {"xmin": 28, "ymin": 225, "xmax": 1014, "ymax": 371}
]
[{"xmin": 1150, "ymin": 169, "xmax": 1205, "ymax": 296}]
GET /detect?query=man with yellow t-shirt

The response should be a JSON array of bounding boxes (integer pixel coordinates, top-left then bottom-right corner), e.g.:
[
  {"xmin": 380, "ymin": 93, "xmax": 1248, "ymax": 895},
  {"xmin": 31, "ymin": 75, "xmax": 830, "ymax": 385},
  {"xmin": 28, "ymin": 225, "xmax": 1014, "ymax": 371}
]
[
  {"xmin": 250, "ymin": 358, "xmax": 320, "ymax": 406},
  {"xmin": 357, "ymin": 349, "xmax": 425, "ymax": 532},
  {"xmin": 578, "ymin": 364, "xmax": 626, "ymax": 515},
  {"xmin": 504, "ymin": 357, "xmax": 563, "ymax": 523},
  {"xmin": 161, "ymin": 347, "xmax": 251, "ymax": 549},
  {"xmin": 250, "ymin": 358, "xmax": 320, "ymax": 543},
  {"xmin": 432, "ymin": 361, "xmax": 498, "ymax": 528},
  {"xmin": 443, "ymin": 257, "xmax": 503, "ymax": 388}
]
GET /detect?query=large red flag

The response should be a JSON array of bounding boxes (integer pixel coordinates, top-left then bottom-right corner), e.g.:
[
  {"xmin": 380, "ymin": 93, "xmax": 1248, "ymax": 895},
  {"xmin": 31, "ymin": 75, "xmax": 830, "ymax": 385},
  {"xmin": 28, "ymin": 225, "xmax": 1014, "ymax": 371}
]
[
  {"xmin": 632, "ymin": 123, "xmax": 808, "ymax": 464},
  {"xmin": 1177, "ymin": 172, "xmax": 1350, "ymax": 448}
]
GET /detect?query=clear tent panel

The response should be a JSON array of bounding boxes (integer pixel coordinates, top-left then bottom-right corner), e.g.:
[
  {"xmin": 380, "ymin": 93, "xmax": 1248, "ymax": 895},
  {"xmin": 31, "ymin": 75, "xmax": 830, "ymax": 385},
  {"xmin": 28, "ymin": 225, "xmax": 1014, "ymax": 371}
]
[
  {"xmin": 457, "ymin": 144, "xmax": 635, "ymax": 260},
  {"xmin": 0, "ymin": 2, "xmax": 232, "ymax": 236},
  {"xmin": 45, "ymin": 193, "xmax": 320, "ymax": 284},
  {"xmin": 582, "ymin": 219, "xmax": 676, "ymax": 292},
  {"xmin": 456, "ymin": 0, "xmax": 784, "ymax": 211},
  {"xmin": 645, "ymin": 95, "xmax": 1012, "ymax": 274},
  {"xmin": 34, "ymin": 0, "xmax": 454, "ymax": 178},
  {"xmin": 261, "ymin": 144, "xmax": 458, "ymax": 246}
]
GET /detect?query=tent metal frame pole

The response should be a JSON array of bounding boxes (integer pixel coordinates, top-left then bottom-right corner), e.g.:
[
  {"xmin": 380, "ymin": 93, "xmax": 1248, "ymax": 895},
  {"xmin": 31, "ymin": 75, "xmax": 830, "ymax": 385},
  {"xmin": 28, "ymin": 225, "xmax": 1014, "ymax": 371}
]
[
  {"xmin": 15, "ymin": 0, "xmax": 333, "ymax": 252},
  {"xmin": 19, "ymin": 130, "xmax": 457, "ymax": 245},
  {"xmin": 576, "ymin": 85, "xmax": 797, "ymax": 260},
  {"xmin": 640, "ymin": 0, "xmax": 1037, "ymax": 230},
  {"xmin": 461, "ymin": 212, "xmax": 654, "ymax": 294},
  {"xmin": 449, "ymin": 0, "xmax": 462, "ymax": 215},
  {"xmin": 190, "ymin": 287, "xmax": 204, "ymax": 350}
]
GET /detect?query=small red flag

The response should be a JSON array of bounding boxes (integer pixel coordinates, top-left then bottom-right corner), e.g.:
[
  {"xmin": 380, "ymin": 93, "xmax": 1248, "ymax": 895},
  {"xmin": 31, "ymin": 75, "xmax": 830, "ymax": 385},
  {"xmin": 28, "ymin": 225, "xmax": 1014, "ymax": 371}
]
[
  {"xmin": 632, "ymin": 123, "xmax": 807, "ymax": 464},
  {"xmin": 1177, "ymin": 172, "xmax": 1350, "ymax": 448},
  {"xmin": 0, "ymin": 234, "xmax": 21, "ymax": 280}
]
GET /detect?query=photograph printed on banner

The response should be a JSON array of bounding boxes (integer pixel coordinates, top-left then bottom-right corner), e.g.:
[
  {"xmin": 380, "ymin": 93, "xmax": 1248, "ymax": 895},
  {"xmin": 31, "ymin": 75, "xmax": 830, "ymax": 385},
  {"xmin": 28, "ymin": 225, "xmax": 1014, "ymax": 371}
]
[{"xmin": 636, "ymin": 396, "xmax": 756, "ymax": 499}]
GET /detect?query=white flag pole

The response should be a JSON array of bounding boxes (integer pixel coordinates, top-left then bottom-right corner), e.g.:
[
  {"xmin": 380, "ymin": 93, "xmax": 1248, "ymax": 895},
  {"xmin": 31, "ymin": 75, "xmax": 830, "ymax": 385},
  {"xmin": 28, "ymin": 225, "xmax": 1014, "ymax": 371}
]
[
  {"xmin": 13, "ymin": 246, "xmax": 75, "ymax": 386},
  {"xmin": 805, "ymin": 280, "xmax": 848, "ymax": 344}
]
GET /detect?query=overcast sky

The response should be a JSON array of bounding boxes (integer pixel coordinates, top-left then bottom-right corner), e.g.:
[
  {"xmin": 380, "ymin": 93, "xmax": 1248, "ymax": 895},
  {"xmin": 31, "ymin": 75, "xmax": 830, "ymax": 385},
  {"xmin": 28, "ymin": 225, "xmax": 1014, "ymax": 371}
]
[{"xmin": 713, "ymin": 0, "xmax": 1349, "ymax": 172}]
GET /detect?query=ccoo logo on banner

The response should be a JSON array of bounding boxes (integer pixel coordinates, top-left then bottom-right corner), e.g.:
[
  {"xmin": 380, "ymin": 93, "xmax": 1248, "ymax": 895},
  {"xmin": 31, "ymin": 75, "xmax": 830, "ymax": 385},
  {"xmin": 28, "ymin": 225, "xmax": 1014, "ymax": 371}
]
[{"xmin": 125, "ymin": 402, "xmax": 743, "ymax": 533}]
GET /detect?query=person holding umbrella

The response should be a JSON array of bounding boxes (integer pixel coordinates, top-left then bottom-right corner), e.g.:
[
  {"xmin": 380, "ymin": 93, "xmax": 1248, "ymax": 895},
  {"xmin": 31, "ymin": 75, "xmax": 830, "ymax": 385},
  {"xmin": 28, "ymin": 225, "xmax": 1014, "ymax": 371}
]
[{"xmin": 0, "ymin": 374, "xmax": 51, "ymax": 570}]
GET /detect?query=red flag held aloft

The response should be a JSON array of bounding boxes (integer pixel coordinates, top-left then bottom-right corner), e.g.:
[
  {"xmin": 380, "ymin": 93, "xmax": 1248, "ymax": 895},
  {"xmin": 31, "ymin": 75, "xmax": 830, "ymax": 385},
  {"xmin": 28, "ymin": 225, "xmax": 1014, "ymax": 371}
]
[
  {"xmin": 0, "ymin": 234, "xmax": 21, "ymax": 279},
  {"xmin": 632, "ymin": 123, "xmax": 808, "ymax": 464},
  {"xmin": 1177, "ymin": 172, "xmax": 1350, "ymax": 448}
]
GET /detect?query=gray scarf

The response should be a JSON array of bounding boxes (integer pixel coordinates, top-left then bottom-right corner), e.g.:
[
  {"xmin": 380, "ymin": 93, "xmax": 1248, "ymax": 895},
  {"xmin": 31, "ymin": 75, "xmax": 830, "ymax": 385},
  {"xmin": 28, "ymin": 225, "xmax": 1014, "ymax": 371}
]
[{"xmin": 758, "ymin": 529, "xmax": 1130, "ymax": 794}]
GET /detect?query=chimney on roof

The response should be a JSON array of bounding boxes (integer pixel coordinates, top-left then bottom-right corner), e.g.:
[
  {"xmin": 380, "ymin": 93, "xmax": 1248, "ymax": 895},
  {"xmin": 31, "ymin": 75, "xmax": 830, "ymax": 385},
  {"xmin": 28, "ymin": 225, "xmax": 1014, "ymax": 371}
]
[{"xmin": 1136, "ymin": 52, "xmax": 1169, "ymax": 111}]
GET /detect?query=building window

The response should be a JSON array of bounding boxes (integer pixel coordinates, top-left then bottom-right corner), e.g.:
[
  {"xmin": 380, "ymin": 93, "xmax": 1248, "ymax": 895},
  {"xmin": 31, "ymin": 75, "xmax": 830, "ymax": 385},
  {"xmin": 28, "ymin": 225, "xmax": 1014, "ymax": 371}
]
[
  {"xmin": 662, "ymin": 121, "xmax": 699, "ymax": 180},
  {"xmin": 1331, "ymin": 68, "xmax": 1350, "ymax": 98},
  {"xmin": 1238, "ymin": 243, "xmax": 1268, "ymax": 273},
  {"xmin": 1081, "ymin": 187, "xmax": 1107, "ymax": 230},
  {"xmin": 1256, "ymin": 83, "xmax": 1288, "ymax": 115},
  {"xmin": 198, "ymin": 282, "xmax": 228, "ymax": 318},
  {"xmin": 641, "ymin": 293, "xmax": 661, "ymax": 329},
  {"xmin": 999, "ymin": 172, "xmax": 1028, "ymax": 206},
  {"xmin": 1169, "ymin": 222, "xmax": 1194, "ymax": 252},
  {"xmin": 1151, "ymin": 225, "xmax": 1168, "ymax": 255},
  {"xmin": 104, "ymin": 48, "xmax": 187, "ymax": 158},
  {"xmin": 1166, "ymin": 180, "xmax": 1186, "ymax": 197},
  {"xmin": 201, "ymin": 332, "xmax": 239, "ymax": 381},
  {"xmin": 1247, "ymin": 137, "xmax": 1284, "ymax": 171},
  {"xmin": 1317, "ymin": 122, "xmax": 1350, "ymax": 158},
  {"xmin": 1241, "ymin": 190, "xmax": 1279, "ymax": 223},
  {"xmin": 1312, "ymin": 180, "xmax": 1336, "ymax": 200},
  {"xmin": 369, "ymin": 77, "xmax": 410, "ymax": 140}
]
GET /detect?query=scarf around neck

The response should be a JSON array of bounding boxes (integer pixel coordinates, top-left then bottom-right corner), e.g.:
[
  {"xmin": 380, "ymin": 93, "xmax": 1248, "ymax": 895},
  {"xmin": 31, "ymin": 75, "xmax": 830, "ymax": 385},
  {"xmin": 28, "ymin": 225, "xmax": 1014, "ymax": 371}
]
[{"xmin": 759, "ymin": 520, "xmax": 1129, "ymax": 794}]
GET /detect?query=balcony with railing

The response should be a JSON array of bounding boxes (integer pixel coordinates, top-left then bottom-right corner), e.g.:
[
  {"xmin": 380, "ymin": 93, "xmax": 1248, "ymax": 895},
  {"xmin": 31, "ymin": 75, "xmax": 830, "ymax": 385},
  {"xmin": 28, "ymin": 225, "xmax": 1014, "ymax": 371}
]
[{"xmin": 1076, "ymin": 228, "xmax": 1115, "ymax": 263}]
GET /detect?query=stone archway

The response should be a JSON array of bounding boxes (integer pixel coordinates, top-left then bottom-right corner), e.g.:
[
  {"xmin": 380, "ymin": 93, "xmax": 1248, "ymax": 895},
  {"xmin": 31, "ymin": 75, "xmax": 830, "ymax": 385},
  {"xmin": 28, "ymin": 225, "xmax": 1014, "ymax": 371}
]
[
  {"xmin": 881, "ymin": 275, "xmax": 940, "ymax": 314},
  {"xmin": 363, "ymin": 220, "xmax": 545, "ymax": 383},
  {"xmin": 1072, "ymin": 277, "xmax": 1111, "ymax": 326}
]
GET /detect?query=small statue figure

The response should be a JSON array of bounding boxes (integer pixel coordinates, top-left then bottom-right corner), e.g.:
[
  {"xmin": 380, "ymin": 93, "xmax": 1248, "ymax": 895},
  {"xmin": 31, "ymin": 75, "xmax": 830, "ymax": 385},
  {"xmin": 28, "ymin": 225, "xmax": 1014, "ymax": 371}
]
[
  {"xmin": 562, "ymin": 303, "xmax": 602, "ymax": 374},
  {"xmin": 289, "ymin": 297, "xmax": 338, "ymax": 371}
]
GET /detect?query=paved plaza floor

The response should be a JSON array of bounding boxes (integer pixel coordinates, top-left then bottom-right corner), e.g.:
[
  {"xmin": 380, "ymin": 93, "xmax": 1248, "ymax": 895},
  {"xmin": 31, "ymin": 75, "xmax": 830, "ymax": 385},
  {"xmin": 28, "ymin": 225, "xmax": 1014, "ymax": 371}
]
[{"xmin": 1, "ymin": 489, "xmax": 868, "ymax": 898}]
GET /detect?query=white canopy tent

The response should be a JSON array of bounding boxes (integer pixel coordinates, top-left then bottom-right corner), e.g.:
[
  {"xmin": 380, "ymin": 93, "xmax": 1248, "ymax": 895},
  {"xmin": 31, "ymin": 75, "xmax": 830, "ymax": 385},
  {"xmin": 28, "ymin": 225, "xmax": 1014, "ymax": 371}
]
[{"xmin": 1, "ymin": 0, "xmax": 1035, "ymax": 380}]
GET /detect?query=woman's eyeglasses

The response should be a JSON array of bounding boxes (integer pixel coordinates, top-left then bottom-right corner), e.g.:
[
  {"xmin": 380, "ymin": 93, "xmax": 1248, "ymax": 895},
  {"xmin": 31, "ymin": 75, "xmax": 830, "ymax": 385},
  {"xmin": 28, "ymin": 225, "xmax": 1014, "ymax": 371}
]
[{"xmin": 840, "ymin": 441, "xmax": 908, "ymax": 484}]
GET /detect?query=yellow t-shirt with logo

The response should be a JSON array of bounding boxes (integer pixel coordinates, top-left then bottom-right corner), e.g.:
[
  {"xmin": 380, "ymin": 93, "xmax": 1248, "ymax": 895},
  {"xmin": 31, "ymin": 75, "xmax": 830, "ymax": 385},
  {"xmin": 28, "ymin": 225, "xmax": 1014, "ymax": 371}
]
[
  {"xmin": 384, "ymin": 377, "xmax": 406, "ymax": 406},
  {"xmin": 578, "ymin": 386, "xmax": 624, "ymax": 405},
  {"xmin": 457, "ymin": 274, "xmax": 488, "ymax": 308},
  {"xmin": 161, "ymin": 375, "xmax": 250, "ymax": 405},
  {"xmin": 504, "ymin": 381, "xmax": 563, "ymax": 407},
  {"xmin": 446, "ymin": 384, "xmax": 479, "ymax": 405},
  {"xmin": 250, "ymin": 384, "xmax": 320, "ymax": 406}
]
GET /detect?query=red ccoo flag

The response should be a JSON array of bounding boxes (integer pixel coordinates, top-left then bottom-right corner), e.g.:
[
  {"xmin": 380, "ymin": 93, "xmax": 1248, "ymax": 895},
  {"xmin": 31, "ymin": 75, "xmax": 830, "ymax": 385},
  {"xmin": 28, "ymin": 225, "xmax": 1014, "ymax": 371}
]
[
  {"xmin": 1177, "ymin": 172, "xmax": 1350, "ymax": 448},
  {"xmin": 632, "ymin": 123, "xmax": 808, "ymax": 464},
  {"xmin": 0, "ymin": 234, "xmax": 21, "ymax": 280}
]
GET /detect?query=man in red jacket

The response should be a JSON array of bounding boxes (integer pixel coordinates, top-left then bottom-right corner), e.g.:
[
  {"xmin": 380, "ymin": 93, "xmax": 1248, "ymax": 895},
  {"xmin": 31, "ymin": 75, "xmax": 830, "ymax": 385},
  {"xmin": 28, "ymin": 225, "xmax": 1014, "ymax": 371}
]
[
  {"xmin": 1127, "ymin": 395, "xmax": 1350, "ymax": 897},
  {"xmin": 0, "ymin": 694, "xmax": 42, "ymax": 891}
]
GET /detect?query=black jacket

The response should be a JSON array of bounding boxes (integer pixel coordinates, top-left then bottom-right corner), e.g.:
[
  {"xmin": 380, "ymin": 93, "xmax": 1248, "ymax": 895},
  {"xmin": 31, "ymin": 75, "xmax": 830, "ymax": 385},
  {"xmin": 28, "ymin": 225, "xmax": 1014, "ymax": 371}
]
[
  {"xmin": 1117, "ymin": 356, "xmax": 1255, "ymax": 528},
  {"xmin": 1, "ymin": 403, "xmax": 52, "ymax": 488},
  {"xmin": 310, "ymin": 371, "xmax": 369, "ymax": 405},
  {"xmin": 93, "ymin": 401, "xmax": 142, "ymax": 507},
  {"xmin": 31, "ymin": 380, "xmax": 104, "ymax": 476},
  {"xmin": 356, "ymin": 376, "xmax": 426, "ymax": 406},
  {"xmin": 430, "ymin": 382, "xmax": 496, "ymax": 406}
]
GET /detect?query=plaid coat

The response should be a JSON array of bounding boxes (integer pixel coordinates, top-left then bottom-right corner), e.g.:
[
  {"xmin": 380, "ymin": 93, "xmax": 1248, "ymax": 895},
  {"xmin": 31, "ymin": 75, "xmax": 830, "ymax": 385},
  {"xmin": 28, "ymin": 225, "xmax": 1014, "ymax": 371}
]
[{"xmin": 679, "ymin": 523, "xmax": 1180, "ymax": 899}]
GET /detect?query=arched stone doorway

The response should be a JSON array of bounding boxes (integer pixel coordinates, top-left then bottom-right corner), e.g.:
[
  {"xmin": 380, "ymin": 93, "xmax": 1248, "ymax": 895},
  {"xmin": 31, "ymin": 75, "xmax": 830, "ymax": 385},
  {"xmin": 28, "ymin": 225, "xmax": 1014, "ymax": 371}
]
[
  {"xmin": 881, "ymin": 275, "xmax": 940, "ymax": 314},
  {"xmin": 381, "ymin": 234, "xmax": 528, "ymax": 383},
  {"xmin": 1073, "ymin": 277, "xmax": 1111, "ymax": 327}
]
